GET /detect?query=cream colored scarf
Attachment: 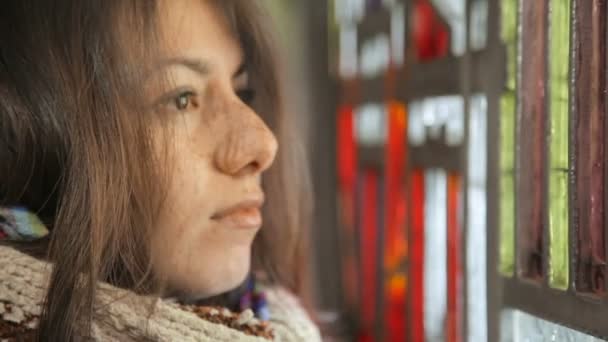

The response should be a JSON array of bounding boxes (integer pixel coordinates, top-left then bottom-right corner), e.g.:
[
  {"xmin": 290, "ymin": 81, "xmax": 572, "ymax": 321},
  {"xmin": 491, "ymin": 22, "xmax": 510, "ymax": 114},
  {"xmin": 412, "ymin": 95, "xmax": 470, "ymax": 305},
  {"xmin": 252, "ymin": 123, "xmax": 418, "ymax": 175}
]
[{"xmin": 0, "ymin": 245, "xmax": 321, "ymax": 341}]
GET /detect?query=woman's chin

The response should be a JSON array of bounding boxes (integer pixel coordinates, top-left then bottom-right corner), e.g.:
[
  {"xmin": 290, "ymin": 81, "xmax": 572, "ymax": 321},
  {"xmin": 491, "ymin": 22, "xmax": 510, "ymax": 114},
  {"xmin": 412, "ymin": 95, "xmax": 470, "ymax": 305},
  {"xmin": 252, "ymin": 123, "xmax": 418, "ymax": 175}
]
[{"xmin": 171, "ymin": 256, "xmax": 251, "ymax": 299}]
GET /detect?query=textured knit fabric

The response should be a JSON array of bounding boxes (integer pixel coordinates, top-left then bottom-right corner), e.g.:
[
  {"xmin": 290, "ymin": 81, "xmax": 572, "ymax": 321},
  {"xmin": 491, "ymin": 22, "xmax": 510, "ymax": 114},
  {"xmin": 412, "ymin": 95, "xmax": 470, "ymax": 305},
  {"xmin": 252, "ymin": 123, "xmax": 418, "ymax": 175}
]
[
  {"xmin": 0, "ymin": 207, "xmax": 273, "ymax": 324},
  {"xmin": 0, "ymin": 245, "xmax": 321, "ymax": 341}
]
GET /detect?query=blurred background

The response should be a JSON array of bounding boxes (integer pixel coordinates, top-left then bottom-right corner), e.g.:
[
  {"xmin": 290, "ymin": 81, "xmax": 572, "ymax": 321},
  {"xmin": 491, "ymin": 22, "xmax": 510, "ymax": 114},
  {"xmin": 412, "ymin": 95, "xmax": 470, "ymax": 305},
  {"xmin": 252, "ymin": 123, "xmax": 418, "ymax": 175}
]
[{"xmin": 265, "ymin": 0, "xmax": 608, "ymax": 341}]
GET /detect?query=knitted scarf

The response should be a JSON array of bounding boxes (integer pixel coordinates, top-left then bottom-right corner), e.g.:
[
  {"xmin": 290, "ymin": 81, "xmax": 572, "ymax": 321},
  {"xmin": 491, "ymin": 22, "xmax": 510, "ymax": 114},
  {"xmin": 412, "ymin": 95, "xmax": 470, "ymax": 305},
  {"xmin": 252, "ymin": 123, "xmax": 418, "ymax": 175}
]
[{"xmin": 0, "ymin": 207, "xmax": 269, "ymax": 319}]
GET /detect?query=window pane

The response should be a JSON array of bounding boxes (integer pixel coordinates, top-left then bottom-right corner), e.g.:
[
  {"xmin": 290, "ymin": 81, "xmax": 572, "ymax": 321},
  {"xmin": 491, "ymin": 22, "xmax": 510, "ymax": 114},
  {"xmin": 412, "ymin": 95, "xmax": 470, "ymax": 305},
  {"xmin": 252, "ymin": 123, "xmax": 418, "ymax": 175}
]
[
  {"xmin": 337, "ymin": 106, "xmax": 360, "ymax": 309},
  {"xmin": 385, "ymin": 102, "xmax": 408, "ymax": 341},
  {"xmin": 501, "ymin": 310, "xmax": 607, "ymax": 341},
  {"xmin": 360, "ymin": 170, "xmax": 380, "ymax": 338},
  {"xmin": 548, "ymin": 0, "xmax": 571, "ymax": 290},
  {"xmin": 517, "ymin": 0, "xmax": 547, "ymax": 281},
  {"xmin": 410, "ymin": 170, "xmax": 426, "ymax": 342},
  {"xmin": 499, "ymin": 93, "xmax": 516, "ymax": 277},
  {"xmin": 408, "ymin": 99, "xmax": 427, "ymax": 146},
  {"xmin": 501, "ymin": 0, "xmax": 518, "ymax": 91},
  {"xmin": 447, "ymin": 174, "xmax": 463, "ymax": 342},
  {"xmin": 424, "ymin": 169, "xmax": 448, "ymax": 341},
  {"xmin": 431, "ymin": 0, "xmax": 467, "ymax": 56},
  {"xmin": 573, "ymin": 0, "xmax": 607, "ymax": 295},
  {"xmin": 412, "ymin": 1, "xmax": 449, "ymax": 61},
  {"xmin": 355, "ymin": 103, "xmax": 387, "ymax": 146},
  {"xmin": 390, "ymin": 2, "xmax": 406, "ymax": 67},
  {"xmin": 499, "ymin": 0, "xmax": 518, "ymax": 277},
  {"xmin": 467, "ymin": 95, "xmax": 488, "ymax": 342},
  {"xmin": 407, "ymin": 96, "xmax": 465, "ymax": 146},
  {"xmin": 470, "ymin": 0, "xmax": 488, "ymax": 51},
  {"xmin": 339, "ymin": 24, "xmax": 359, "ymax": 78}
]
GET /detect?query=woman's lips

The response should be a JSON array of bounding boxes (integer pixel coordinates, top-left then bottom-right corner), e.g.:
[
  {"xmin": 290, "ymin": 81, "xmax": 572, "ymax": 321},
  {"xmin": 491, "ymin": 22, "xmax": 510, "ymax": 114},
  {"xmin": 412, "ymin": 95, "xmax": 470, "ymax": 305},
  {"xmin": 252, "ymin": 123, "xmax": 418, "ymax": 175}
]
[{"xmin": 211, "ymin": 198, "xmax": 263, "ymax": 229}]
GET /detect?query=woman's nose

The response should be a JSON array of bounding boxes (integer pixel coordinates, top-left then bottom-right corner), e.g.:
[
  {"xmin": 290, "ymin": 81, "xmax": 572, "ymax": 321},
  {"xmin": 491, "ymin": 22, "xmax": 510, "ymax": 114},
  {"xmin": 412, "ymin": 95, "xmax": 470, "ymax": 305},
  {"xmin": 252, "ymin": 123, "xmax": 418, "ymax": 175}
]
[{"xmin": 213, "ymin": 111, "xmax": 278, "ymax": 178}]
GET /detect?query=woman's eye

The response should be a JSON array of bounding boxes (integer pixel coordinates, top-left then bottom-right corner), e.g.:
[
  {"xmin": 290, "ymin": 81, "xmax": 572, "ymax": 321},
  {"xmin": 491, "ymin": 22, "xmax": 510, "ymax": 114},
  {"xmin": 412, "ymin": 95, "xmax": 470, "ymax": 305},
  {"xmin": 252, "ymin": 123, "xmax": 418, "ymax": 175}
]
[
  {"xmin": 164, "ymin": 90, "xmax": 197, "ymax": 112},
  {"xmin": 236, "ymin": 88, "xmax": 256, "ymax": 105}
]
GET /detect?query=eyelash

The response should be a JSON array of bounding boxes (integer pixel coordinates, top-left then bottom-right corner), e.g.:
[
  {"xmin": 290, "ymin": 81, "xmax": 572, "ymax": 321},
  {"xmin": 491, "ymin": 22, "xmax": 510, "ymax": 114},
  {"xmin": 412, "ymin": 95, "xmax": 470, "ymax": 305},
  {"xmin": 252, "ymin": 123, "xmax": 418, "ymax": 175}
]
[
  {"xmin": 161, "ymin": 87, "xmax": 255, "ymax": 113},
  {"xmin": 162, "ymin": 90, "xmax": 197, "ymax": 113}
]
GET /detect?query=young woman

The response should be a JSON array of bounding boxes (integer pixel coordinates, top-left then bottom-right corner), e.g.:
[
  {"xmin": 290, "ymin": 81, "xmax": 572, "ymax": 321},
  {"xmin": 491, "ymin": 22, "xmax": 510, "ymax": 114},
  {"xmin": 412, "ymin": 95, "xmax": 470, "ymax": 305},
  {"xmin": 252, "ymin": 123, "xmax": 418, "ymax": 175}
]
[{"xmin": 0, "ymin": 0, "xmax": 319, "ymax": 340}]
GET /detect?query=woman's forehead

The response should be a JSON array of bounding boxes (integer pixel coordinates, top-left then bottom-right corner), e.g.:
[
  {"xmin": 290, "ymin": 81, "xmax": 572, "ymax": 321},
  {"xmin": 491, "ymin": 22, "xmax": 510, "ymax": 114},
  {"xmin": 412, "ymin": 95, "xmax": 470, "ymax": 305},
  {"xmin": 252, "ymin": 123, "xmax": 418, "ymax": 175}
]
[{"xmin": 156, "ymin": 0, "xmax": 243, "ymax": 76}]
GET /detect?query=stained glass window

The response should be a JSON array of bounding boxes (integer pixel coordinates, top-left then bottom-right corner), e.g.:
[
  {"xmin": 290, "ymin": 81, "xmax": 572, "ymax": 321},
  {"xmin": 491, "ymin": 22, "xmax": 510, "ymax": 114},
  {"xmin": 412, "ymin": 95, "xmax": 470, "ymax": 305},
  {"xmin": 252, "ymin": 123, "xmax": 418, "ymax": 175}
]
[
  {"xmin": 360, "ymin": 170, "xmax": 380, "ymax": 339},
  {"xmin": 431, "ymin": 0, "xmax": 467, "ymax": 56},
  {"xmin": 517, "ymin": 0, "xmax": 547, "ymax": 282},
  {"xmin": 573, "ymin": 0, "xmax": 607, "ymax": 296},
  {"xmin": 326, "ymin": 0, "xmax": 608, "ymax": 339},
  {"xmin": 337, "ymin": 105, "xmax": 359, "ymax": 310},
  {"xmin": 410, "ymin": 170, "xmax": 426, "ymax": 342},
  {"xmin": 447, "ymin": 174, "xmax": 463, "ymax": 342},
  {"xmin": 469, "ymin": 0, "xmax": 488, "ymax": 50},
  {"xmin": 355, "ymin": 103, "xmax": 387, "ymax": 146},
  {"xmin": 407, "ymin": 96, "xmax": 465, "ymax": 146},
  {"xmin": 501, "ymin": 310, "xmax": 607, "ymax": 342},
  {"xmin": 548, "ymin": 0, "xmax": 571, "ymax": 291},
  {"xmin": 412, "ymin": 0, "xmax": 449, "ymax": 61},
  {"xmin": 384, "ymin": 102, "xmax": 407, "ymax": 342},
  {"xmin": 390, "ymin": 3, "xmax": 406, "ymax": 67},
  {"xmin": 424, "ymin": 169, "xmax": 448, "ymax": 341},
  {"xmin": 496, "ymin": 0, "xmax": 608, "ymax": 338},
  {"xmin": 467, "ymin": 94, "xmax": 487, "ymax": 342}
]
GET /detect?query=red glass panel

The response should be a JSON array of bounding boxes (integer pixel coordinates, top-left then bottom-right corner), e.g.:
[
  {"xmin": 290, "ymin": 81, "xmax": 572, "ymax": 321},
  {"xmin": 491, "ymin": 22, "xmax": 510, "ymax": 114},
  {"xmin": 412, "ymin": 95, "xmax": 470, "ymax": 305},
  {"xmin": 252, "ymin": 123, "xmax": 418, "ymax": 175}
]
[
  {"xmin": 409, "ymin": 170, "xmax": 425, "ymax": 342},
  {"xmin": 385, "ymin": 102, "xmax": 408, "ymax": 342},
  {"xmin": 517, "ymin": 0, "xmax": 547, "ymax": 281},
  {"xmin": 361, "ymin": 170, "xmax": 379, "ymax": 336},
  {"xmin": 574, "ymin": 0, "xmax": 607, "ymax": 295},
  {"xmin": 447, "ymin": 174, "xmax": 462, "ymax": 342},
  {"xmin": 412, "ymin": 0, "xmax": 449, "ymax": 61},
  {"xmin": 337, "ymin": 105, "xmax": 360, "ymax": 307}
]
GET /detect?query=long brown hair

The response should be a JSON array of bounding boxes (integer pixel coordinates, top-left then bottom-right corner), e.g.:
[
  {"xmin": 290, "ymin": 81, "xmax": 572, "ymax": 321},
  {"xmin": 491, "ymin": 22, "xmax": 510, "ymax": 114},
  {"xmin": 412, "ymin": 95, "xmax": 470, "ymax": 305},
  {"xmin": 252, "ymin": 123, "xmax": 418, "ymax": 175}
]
[{"xmin": 0, "ymin": 1, "xmax": 310, "ymax": 340}]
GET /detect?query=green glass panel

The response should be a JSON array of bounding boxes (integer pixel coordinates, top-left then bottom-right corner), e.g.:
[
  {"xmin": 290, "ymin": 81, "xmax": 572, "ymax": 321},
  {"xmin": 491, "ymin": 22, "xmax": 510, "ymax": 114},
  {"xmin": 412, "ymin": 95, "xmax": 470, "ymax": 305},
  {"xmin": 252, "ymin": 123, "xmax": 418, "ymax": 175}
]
[
  {"xmin": 501, "ymin": 0, "xmax": 518, "ymax": 43},
  {"xmin": 500, "ymin": 92, "xmax": 515, "ymax": 171},
  {"xmin": 548, "ymin": 0, "xmax": 570, "ymax": 290},
  {"xmin": 506, "ymin": 44, "xmax": 517, "ymax": 92},
  {"xmin": 549, "ymin": 171, "xmax": 569, "ymax": 289},
  {"xmin": 499, "ymin": 0, "xmax": 518, "ymax": 277},
  {"xmin": 500, "ymin": 92, "xmax": 516, "ymax": 276},
  {"xmin": 500, "ymin": 173, "xmax": 515, "ymax": 276},
  {"xmin": 502, "ymin": 0, "xmax": 518, "ymax": 91},
  {"xmin": 549, "ymin": 0, "xmax": 570, "ymax": 170}
]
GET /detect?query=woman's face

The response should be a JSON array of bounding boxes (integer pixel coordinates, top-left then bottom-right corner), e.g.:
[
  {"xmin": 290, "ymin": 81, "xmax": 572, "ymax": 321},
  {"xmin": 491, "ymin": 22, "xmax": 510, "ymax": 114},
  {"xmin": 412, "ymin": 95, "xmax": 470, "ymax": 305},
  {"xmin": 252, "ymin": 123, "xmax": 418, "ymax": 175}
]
[{"xmin": 149, "ymin": 0, "xmax": 278, "ymax": 299}]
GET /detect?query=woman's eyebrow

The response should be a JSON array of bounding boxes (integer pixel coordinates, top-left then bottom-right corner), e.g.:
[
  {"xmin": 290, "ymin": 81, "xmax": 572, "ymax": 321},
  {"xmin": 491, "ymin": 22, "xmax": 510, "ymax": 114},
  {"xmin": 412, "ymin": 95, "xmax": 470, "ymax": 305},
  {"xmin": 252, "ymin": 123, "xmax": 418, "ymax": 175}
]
[
  {"xmin": 155, "ymin": 58, "xmax": 246, "ymax": 80},
  {"xmin": 157, "ymin": 57, "xmax": 211, "ymax": 76}
]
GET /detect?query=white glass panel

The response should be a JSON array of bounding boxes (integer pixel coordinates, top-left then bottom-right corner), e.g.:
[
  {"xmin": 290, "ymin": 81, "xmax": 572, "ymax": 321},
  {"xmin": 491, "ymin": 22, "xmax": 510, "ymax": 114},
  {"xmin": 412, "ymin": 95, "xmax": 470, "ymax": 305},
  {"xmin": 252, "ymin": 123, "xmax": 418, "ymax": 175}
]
[
  {"xmin": 354, "ymin": 103, "xmax": 387, "ymax": 146},
  {"xmin": 335, "ymin": 0, "xmax": 365, "ymax": 24},
  {"xmin": 425, "ymin": 169, "xmax": 448, "ymax": 342},
  {"xmin": 408, "ymin": 100, "xmax": 426, "ymax": 146},
  {"xmin": 431, "ymin": 0, "xmax": 467, "ymax": 56},
  {"xmin": 501, "ymin": 310, "xmax": 606, "ymax": 342},
  {"xmin": 467, "ymin": 94, "xmax": 488, "ymax": 342},
  {"xmin": 470, "ymin": 0, "xmax": 489, "ymax": 50},
  {"xmin": 440, "ymin": 96, "xmax": 465, "ymax": 146},
  {"xmin": 423, "ymin": 99, "xmax": 444, "ymax": 141},
  {"xmin": 409, "ymin": 96, "xmax": 465, "ymax": 146},
  {"xmin": 360, "ymin": 34, "xmax": 391, "ymax": 78},
  {"xmin": 390, "ymin": 3, "xmax": 406, "ymax": 67},
  {"xmin": 339, "ymin": 25, "xmax": 359, "ymax": 79}
]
